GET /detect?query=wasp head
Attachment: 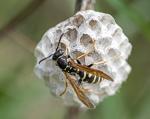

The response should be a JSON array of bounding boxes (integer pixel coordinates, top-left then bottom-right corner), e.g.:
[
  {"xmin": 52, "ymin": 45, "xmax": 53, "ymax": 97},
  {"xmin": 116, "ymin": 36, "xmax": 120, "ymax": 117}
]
[{"xmin": 52, "ymin": 49, "xmax": 64, "ymax": 60}]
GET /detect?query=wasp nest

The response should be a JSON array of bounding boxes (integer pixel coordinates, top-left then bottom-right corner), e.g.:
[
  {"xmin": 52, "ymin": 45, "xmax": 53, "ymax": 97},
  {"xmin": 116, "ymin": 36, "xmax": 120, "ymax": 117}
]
[{"xmin": 34, "ymin": 10, "xmax": 132, "ymax": 109}]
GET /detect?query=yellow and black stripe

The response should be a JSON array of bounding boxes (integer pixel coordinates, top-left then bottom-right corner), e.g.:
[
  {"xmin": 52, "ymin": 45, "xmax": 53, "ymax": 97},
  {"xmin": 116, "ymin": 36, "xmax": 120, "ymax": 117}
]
[
  {"xmin": 77, "ymin": 70, "xmax": 102, "ymax": 84},
  {"xmin": 63, "ymin": 65, "xmax": 103, "ymax": 84}
]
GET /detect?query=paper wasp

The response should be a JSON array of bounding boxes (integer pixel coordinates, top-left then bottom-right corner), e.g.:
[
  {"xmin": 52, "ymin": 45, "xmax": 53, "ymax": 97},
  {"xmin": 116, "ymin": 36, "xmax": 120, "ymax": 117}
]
[{"xmin": 39, "ymin": 33, "xmax": 113, "ymax": 108}]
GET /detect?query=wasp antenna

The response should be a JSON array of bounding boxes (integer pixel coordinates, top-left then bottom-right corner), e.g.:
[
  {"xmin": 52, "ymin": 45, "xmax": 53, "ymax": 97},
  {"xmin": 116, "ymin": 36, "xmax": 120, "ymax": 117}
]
[
  {"xmin": 56, "ymin": 33, "xmax": 64, "ymax": 51},
  {"xmin": 39, "ymin": 54, "xmax": 53, "ymax": 64}
]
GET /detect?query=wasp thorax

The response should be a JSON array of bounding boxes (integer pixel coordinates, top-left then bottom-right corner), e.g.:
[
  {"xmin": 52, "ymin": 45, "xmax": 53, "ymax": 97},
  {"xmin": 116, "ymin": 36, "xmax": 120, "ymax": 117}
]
[{"xmin": 35, "ymin": 10, "xmax": 132, "ymax": 109}]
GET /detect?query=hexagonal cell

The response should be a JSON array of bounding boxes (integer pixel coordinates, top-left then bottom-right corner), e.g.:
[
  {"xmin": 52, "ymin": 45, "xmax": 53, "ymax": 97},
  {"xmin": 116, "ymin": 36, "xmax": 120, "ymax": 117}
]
[
  {"xmin": 56, "ymin": 29, "xmax": 62, "ymax": 35},
  {"xmin": 59, "ymin": 42, "xmax": 67, "ymax": 50},
  {"xmin": 112, "ymin": 28, "xmax": 122, "ymax": 36},
  {"xmin": 106, "ymin": 23, "xmax": 116, "ymax": 33},
  {"xmin": 80, "ymin": 34, "xmax": 94, "ymax": 47},
  {"xmin": 97, "ymin": 37, "xmax": 112, "ymax": 50},
  {"xmin": 118, "ymin": 64, "xmax": 130, "ymax": 81},
  {"xmin": 89, "ymin": 19, "xmax": 98, "ymax": 28},
  {"xmin": 35, "ymin": 34, "xmax": 57, "ymax": 67},
  {"xmin": 44, "ymin": 35, "xmax": 53, "ymax": 47},
  {"xmin": 88, "ymin": 51, "xmax": 103, "ymax": 61},
  {"xmin": 72, "ymin": 14, "xmax": 85, "ymax": 27},
  {"xmin": 119, "ymin": 39, "xmax": 132, "ymax": 59},
  {"xmin": 107, "ymin": 48, "xmax": 121, "ymax": 58},
  {"xmin": 111, "ymin": 28, "xmax": 123, "ymax": 44},
  {"xmin": 89, "ymin": 19, "xmax": 102, "ymax": 34},
  {"xmin": 111, "ymin": 57, "xmax": 122, "ymax": 68},
  {"xmin": 54, "ymin": 42, "xmax": 67, "ymax": 51},
  {"xmin": 65, "ymin": 28, "xmax": 78, "ymax": 42},
  {"xmin": 71, "ymin": 50, "xmax": 86, "ymax": 63},
  {"xmin": 100, "ymin": 14, "xmax": 115, "ymax": 25}
]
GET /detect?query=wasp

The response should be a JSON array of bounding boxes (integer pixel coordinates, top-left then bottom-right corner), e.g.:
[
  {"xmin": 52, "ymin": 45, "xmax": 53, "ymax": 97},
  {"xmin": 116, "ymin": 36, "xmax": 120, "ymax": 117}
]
[{"xmin": 39, "ymin": 33, "xmax": 113, "ymax": 108}]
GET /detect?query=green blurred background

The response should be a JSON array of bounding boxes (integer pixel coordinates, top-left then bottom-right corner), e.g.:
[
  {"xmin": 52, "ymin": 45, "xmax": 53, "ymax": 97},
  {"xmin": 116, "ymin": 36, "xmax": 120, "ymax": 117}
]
[{"xmin": 0, "ymin": 0, "xmax": 150, "ymax": 119}]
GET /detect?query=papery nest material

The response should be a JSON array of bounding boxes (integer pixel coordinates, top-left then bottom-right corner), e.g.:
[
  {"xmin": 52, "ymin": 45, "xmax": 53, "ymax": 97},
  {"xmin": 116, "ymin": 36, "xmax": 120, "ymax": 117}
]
[{"xmin": 34, "ymin": 10, "xmax": 132, "ymax": 109}]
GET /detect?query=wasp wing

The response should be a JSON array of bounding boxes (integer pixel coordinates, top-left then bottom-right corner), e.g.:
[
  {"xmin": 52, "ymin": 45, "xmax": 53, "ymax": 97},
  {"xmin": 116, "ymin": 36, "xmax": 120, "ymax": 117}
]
[
  {"xmin": 64, "ymin": 72, "xmax": 95, "ymax": 109},
  {"xmin": 69, "ymin": 59, "xmax": 113, "ymax": 81}
]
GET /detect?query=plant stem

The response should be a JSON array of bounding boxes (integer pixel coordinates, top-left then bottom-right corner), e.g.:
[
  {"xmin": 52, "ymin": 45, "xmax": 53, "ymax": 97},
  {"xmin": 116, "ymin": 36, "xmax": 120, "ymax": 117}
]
[
  {"xmin": 65, "ymin": 106, "xmax": 80, "ymax": 119},
  {"xmin": 75, "ymin": 0, "xmax": 95, "ymax": 13},
  {"xmin": 65, "ymin": 0, "xmax": 96, "ymax": 119}
]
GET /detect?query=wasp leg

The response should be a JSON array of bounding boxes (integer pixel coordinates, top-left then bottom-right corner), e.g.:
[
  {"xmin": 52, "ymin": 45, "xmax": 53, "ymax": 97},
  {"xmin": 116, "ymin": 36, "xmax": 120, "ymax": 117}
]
[
  {"xmin": 75, "ymin": 51, "xmax": 92, "ymax": 60},
  {"xmin": 64, "ymin": 47, "xmax": 69, "ymax": 56},
  {"xmin": 59, "ymin": 79, "xmax": 68, "ymax": 96},
  {"xmin": 87, "ymin": 54, "xmax": 121, "ymax": 67},
  {"xmin": 76, "ymin": 59, "xmax": 81, "ymax": 64},
  {"xmin": 79, "ymin": 86, "xmax": 91, "ymax": 93},
  {"xmin": 87, "ymin": 64, "xmax": 93, "ymax": 67},
  {"xmin": 68, "ymin": 55, "xmax": 71, "ymax": 58},
  {"xmin": 67, "ymin": 53, "xmax": 81, "ymax": 64},
  {"xmin": 87, "ymin": 60, "xmax": 106, "ymax": 67},
  {"xmin": 76, "ymin": 79, "xmax": 90, "ymax": 93},
  {"xmin": 78, "ymin": 79, "xmax": 82, "ymax": 85},
  {"xmin": 75, "ymin": 40, "xmax": 96, "ymax": 60}
]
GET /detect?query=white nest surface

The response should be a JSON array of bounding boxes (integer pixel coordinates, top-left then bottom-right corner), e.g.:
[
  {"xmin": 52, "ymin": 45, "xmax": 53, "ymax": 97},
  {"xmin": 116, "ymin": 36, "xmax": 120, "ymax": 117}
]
[{"xmin": 34, "ymin": 10, "xmax": 132, "ymax": 109}]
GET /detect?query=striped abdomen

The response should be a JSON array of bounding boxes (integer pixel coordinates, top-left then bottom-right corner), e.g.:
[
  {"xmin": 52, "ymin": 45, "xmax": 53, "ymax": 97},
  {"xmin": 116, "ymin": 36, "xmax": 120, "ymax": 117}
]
[{"xmin": 77, "ymin": 70, "xmax": 102, "ymax": 84}]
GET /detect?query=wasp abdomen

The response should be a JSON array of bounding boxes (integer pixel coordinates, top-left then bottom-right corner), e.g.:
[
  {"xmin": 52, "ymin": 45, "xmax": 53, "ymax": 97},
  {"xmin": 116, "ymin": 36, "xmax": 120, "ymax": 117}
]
[{"xmin": 77, "ymin": 70, "xmax": 102, "ymax": 84}]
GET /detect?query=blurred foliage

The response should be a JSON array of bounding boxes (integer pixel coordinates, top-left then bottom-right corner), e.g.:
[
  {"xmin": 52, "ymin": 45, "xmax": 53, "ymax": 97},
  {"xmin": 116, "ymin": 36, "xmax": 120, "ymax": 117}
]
[{"xmin": 0, "ymin": 0, "xmax": 150, "ymax": 119}]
